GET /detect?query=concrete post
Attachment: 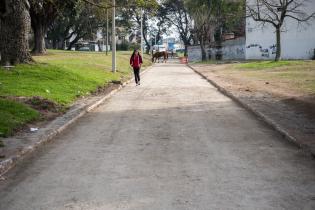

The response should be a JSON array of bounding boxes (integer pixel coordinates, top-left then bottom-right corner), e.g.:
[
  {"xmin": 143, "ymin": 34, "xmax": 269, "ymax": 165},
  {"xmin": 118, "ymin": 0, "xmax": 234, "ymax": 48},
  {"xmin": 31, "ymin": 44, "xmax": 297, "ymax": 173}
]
[{"xmin": 112, "ymin": 0, "xmax": 116, "ymax": 73}]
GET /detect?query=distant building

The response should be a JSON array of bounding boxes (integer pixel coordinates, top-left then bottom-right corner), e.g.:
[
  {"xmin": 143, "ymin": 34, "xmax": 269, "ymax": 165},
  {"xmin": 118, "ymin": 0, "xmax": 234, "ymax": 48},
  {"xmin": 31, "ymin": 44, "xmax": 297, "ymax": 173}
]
[{"xmin": 163, "ymin": 38, "xmax": 176, "ymax": 51}]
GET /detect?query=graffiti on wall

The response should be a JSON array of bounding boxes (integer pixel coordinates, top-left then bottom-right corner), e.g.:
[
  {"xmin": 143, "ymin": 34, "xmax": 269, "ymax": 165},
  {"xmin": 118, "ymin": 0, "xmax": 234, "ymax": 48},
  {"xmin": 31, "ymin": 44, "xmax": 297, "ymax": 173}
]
[
  {"xmin": 219, "ymin": 46, "xmax": 245, "ymax": 60},
  {"xmin": 246, "ymin": 43, "xmax": 277, "ymax": 58},
  {"xmin": 270, "ymin": 44, "xmax": 277, "ymax": 55},
  {"xmin": 236, "ymin": 47, "xmax": 245, "ymax": 55},
  {"xmin": 220, "ymin": 37, "xmax": 246, "ymax": 60},
  {"xmin": 187, "ymin": 37, "xmax": 246, "ymax": 61}
]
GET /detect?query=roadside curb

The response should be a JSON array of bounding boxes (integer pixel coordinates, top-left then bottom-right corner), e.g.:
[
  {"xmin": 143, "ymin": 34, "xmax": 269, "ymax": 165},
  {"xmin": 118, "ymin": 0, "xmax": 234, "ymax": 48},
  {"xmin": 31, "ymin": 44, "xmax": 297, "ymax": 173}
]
[
  {"xmin": 187, "ymin": 64, "xmax": 315, "ymax": 158},
  {"xmin": 0, "ymin": 66, "xmax": 153, "ymax": 176}
]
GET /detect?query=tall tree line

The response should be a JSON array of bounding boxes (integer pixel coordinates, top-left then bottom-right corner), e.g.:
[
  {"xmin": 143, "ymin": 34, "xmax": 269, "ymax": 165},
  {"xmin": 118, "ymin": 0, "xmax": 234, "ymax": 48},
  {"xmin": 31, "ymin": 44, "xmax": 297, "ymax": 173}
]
[
  {"xmin": 0, "ymin": 0, "xmax": 246, "ymax": 65},
  {"xmin": 0, "ymin": 0, "xmax": 160, "ymax": 65}
]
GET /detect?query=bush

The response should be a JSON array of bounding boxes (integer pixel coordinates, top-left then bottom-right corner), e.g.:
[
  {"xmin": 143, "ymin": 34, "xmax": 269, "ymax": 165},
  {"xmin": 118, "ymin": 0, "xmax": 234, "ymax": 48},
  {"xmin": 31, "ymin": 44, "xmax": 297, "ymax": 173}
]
[
  {"xmin": 129, "ymin": 43, "xmax": 141, "ymax": 51},
  {"xmin": 116, "ymin": 42, "xmax": 141, "ymax": 51},
  {"xmin": 117, "ymin": 42, "xmax": 129, "ymax": 51}
]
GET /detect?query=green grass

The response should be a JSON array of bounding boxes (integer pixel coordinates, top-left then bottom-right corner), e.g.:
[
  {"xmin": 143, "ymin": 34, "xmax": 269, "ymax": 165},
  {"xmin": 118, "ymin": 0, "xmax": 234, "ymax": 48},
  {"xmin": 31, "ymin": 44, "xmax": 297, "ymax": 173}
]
[
  {"xmin": 0, "ymin": 99, "xmax": 40, "ymax": 137},
  {"xmin": 0, "ymin": 50, "xmax": 151, "ymax": 105},
  {"xmin": 0, "ymin": 50, "xmax": 151, "ymax": 138},
  {"xmin": 236, "ymin": 60, "xmax": 305, "ymax": 69},
  {"xmin": 177, "ymin": 52, "xmax": 185, "ymax": 58}
]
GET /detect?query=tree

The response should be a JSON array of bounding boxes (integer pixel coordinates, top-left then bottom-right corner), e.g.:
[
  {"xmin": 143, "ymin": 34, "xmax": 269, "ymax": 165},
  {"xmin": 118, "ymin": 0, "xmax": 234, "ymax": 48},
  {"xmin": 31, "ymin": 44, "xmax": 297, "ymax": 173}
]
[
  {"xmin": 185, "ymin": 0, "xmax": 213, "ymax": 61},
  {"xmin": 29, "ymin": 0, "xmax": 77, "ymax": 54},
  {"xmin": 185, "ymin": 0, "xmax": 245, "ymax": 61},
  {"xmin": 46, "ymin": 7, "xmax": 77, "ymax": 50},
  {"xmin": 0, "ymin": 0, "xmax": 33, "ymax": 65},
  {"xmin": 145, "ymin": 3, "xmax": 171, "ymax": 52},
  {"xmin": 46, "ymin": 1, "xmax": 109, "ymax": 51},
  {"xmin": 212, "ymin": 0, "xmax": 245, "ymax": 43},
  {"xmin": 119, "ymin": 0, "xmax": 159, "ymax": 54},
  {"xmin": 78, "ymin": 0, "xmax": 160, "ymax": 53},
  {"xmin": 246, "ymin": 0, "xmax": 315, "ymax": 61},
  {"xmin": 163, "ymin": 0, "xmax": 193, "ymax": 56}
]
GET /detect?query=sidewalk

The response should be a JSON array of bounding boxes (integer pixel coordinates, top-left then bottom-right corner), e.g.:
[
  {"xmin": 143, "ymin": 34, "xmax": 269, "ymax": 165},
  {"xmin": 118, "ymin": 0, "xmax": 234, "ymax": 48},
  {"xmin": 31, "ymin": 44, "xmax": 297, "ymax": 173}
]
[{"xmin": 189, "ymin": 63, "xmax": 315, "ymax": 157}]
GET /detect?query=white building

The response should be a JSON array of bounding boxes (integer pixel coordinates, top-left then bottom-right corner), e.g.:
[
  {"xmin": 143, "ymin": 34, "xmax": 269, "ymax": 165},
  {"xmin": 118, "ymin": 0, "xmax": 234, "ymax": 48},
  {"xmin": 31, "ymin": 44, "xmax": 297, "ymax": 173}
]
[{"xmin": 246, "ymin": 0, "xmax": 315, "ymax": 60}]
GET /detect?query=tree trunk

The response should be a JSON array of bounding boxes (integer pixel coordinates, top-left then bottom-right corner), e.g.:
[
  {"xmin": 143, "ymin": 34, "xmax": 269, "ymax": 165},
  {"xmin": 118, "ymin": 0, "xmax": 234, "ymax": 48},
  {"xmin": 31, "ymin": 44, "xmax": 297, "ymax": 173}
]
[
  {"xmin": 67, "ymin": 36, "xmax": 81, "ymax": 50},
  {"xmin": 180, "ymin": 34, "xmax": 190, "ymax": 57},
  {"xmin": 32, "ymin": 22, "xmax": 46, "ymax": 54},
  {"xmin": 200, "ymin": 36, "xmax": 207, "ymax": 61},
  {"xmin": 59, "ymin": 39, "xmax": 65, "ymax": 50},
  {"xmin": 275, "ymin": 27, "xmax": 281, "ymax": 62},
  {"xmin": 142, "ymin": 33, "xmax": 150, "ymax": 54},
  {"xmin": 0, "ymin": 0, "xmax": 33, "ymax": 65},
  {"xmin": 184, "ymin": 44, "xmax": 188, "ymax": 57},
  {"xmin": 97, "ymin": 41, "xmax": 102, "ymax": 52},
  {"xmin": 52, "ymin": 39, "xmax": 57, "ymax": 49}
]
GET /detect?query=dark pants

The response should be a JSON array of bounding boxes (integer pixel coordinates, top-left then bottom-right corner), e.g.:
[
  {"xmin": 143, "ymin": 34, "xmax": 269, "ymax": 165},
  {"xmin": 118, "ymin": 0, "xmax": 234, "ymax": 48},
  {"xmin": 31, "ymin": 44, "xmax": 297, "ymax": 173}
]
[{"xmin": 133, "ymin": 67, "xmax": 140, "ymax": 84}]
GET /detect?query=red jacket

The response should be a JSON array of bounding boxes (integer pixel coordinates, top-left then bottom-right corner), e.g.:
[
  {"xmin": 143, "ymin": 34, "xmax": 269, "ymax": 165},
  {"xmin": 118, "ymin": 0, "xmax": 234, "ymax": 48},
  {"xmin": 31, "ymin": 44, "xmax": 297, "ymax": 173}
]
[{"xmin": 130, "ymin": 54, "xmax": 143, "ymax": 68}]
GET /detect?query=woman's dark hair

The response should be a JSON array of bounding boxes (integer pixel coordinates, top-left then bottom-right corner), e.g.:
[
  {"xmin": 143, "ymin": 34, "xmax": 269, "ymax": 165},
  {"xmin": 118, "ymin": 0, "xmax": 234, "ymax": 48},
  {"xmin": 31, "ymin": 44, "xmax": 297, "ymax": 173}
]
[{"xmin": 131, "ymin": 49, "xmax": 141, "ymax": 60}]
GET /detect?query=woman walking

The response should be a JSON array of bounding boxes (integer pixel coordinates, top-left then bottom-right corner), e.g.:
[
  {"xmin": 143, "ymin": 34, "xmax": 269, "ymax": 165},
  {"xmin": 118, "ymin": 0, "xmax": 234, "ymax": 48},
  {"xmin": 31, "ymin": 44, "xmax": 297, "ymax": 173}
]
[{"xmin": 130, "ymin": 49, "xmax": 143, "ymax": 86}]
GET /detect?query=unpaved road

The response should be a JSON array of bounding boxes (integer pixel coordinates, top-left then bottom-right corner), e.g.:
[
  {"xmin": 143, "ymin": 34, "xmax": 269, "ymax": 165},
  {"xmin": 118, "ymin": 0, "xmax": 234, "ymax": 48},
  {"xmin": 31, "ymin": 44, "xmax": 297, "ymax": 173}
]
[{"xmin": 0, "ymin": 62, "xmax": 315, "ymax": 210}]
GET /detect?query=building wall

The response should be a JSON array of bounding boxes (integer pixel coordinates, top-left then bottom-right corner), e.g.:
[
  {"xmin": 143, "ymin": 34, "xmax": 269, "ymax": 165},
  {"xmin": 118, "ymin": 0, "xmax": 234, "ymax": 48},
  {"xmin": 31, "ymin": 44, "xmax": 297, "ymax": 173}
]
[
  {"xmin": 217, "ymin": 37, "xmax": 245, "ymax": 60},
  {"xmin": 187, "ymin": 37, "xmax": 245, "ymax": 62},
  {"xmin": 188, "ymin": 45, "xmax": 205, "ymax": 62},
  {"xmin": 246, "ymin": 0, "xmax": 315, "ymax": 60}
]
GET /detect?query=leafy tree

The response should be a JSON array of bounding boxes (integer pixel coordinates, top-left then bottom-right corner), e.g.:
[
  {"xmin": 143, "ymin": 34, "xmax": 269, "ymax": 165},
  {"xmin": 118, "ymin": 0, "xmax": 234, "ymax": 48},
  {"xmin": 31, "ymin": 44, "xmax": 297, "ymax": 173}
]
[
  {"xmin": 46, "ymin": 6, "xmax": 77, "ymax": 50},
  {"xmin": 119, "ymin": 0, "xmax": 159, "ymax": 53},
  {"xmin": 78, "ymin": 0, "xmax": 161, "ymax": 53},
  {"xmin": 213, "ymin": 0, "xmax": 245, "ymax": 42},
  {"xmin": 47, "ymin": 1, "xmax": 111, "ymax": 50},
  {"xmin": 0, "ymin": 0, "xmax": 33, "ymax": 65},
  {"xmin": 163, "ymin": 0, "xmax": 193, "ymax": 56},
  {"xmin": 247, "ymin": 0, "xmax": 315, "ymax": 61},
  {"xmin": 143, "ymin": 3, "xmax": 171, "ymax": 52},
  {"xmin": 185, "ymin": 0, "xmax": 245, "ymax": 61},
  {"xmin": 29, "ymin": 0, "xmax": 77, "ymax": 54},
  {"xmin": 185, "ymin": 0, "xmax": 213, "ymax": 60}
]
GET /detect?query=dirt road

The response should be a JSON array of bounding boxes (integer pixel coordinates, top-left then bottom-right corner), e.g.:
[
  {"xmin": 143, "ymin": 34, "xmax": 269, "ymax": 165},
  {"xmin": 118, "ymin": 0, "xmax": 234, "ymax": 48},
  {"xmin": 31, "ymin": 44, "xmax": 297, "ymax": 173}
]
[{"xmin": 0, "ymin": 62, "xmax": 314, "ymax": 210}]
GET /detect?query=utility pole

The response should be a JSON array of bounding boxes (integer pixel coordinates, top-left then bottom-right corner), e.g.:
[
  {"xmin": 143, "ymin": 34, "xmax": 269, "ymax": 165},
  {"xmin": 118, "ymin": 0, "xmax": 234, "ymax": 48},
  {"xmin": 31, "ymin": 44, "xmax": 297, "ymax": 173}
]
[
  {"xmin": 140, "ymin": 9, "xmax": 143, "ymax": 55},
  {"xmin": 112, "ymin": 0, "xmax": 116, "ymax": 73},
  {"xmin": 106, "ymin": 8, "xmax": 109, "ymax": 56}
]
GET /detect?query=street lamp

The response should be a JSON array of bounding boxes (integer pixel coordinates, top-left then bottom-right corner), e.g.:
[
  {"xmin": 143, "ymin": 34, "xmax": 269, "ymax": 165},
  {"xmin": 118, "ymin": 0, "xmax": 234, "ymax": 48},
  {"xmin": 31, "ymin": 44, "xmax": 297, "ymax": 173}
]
[{"xmin": 112, "ymin": 0, "xmax": 116, "ymax": 73}]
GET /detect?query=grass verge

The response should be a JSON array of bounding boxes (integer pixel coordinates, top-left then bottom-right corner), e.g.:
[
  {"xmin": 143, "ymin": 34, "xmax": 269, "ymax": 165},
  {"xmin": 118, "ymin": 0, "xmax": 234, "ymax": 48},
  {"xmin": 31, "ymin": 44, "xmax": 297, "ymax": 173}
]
[
  {"xmin": 194, "ymin": 60, "xmax": 315, "ymax": 95},
  {"xmin": 236, "ymin": 60, "xmax": 306, "ymax": 69},
  {"xmin": 195, "ymin": 60, "xmax": 221, "ymax": 65},
  {"xmin": 232, "ymin": 60, "xmax": 315, "ymax": 94},
  {"xmin": 0, "ymin": 99, "xmax": 40, "ymax": 138},
  {"xmin": 0, "ymin": 50, "xmax": 151, "ymax": 139}
]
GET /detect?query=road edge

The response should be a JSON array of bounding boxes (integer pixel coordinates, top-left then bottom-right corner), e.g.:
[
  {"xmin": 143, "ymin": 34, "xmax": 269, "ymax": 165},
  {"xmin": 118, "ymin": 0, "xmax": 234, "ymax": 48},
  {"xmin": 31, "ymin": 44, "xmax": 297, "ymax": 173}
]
[
  {"xmin": 187, "ymin": 64, "xmax": 315, "ymax": 158},
  {"xmin": 0, "ymin": 66, "xmax": 153, "ymax": 177}
]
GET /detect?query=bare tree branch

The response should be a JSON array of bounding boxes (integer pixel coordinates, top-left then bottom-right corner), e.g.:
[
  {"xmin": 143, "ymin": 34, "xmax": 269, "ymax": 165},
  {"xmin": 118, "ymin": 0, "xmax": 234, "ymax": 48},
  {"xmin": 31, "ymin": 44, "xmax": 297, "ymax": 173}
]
[{"xmin": 285, "ymin": 12, "xmax": 315, "ymax": 22}]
